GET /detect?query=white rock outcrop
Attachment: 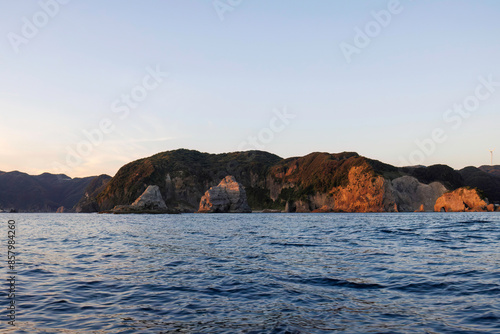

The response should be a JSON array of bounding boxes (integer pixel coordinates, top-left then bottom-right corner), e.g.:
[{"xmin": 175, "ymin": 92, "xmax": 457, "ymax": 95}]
[
  {"xmin": 130, "ymin": 185, "xmax": 168, "ymax": 210},
  {"xmin": 389, "ymin": 176, "xmax": 447, "ymax": 212},
  {"xmin": 198, "ymin": 176, "xmax": 251, "ymax": 213}
]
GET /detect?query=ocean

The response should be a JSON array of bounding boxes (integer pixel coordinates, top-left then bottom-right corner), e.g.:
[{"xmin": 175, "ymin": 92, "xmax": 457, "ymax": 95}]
[{"xmin": 1, "ymin": 213, "xmax": 499, "ymax": 333}]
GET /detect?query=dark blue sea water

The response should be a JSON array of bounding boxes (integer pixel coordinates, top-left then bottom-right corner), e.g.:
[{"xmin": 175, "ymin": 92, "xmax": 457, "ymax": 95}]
[{"xmin": 1, "ymin": 213, "xmax": 499, "ymax": 333}]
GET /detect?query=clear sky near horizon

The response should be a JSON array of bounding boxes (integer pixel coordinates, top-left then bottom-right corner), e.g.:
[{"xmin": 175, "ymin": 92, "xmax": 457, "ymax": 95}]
[{"xmin": 1, "ymin": 0, "xmax": 499, "ymax": 177}]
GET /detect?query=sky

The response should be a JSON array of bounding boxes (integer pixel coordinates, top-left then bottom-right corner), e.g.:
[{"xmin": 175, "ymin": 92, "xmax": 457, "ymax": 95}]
[{"xmin": 1, "ymin": 0, "xmax": 499, "ymax": 177}]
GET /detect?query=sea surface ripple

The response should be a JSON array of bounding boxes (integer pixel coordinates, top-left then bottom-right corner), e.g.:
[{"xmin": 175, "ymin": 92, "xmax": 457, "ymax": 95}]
[{"xmin": 1, "ymin": 212, "xmax": 500, "ymax": 333}]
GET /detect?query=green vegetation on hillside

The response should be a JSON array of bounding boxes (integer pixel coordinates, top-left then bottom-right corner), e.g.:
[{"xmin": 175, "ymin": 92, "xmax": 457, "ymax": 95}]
[
  {"xmin": 97, "ymin": 149, "xmax": 282, "ymax": 210},
  {"xmin": 88, "ymin": 149, "xmax": 500, "ymax": 212}
]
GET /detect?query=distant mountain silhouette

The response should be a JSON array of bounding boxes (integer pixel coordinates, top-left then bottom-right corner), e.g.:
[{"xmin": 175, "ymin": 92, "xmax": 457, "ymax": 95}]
[{"xmin": 0, "ymin": 171, "xmax": 110, "ymax": 212}]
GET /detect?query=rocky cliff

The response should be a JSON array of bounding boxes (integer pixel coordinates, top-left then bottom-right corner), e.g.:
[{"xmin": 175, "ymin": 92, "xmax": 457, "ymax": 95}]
[
  {"xmin": 266, "ymin": 152, "xmax": 400, "ymax": 212},
  {"xmin": 198, "ymin": 176, "xmax": 251, "ymax": 213},
  {"xmin": 74, "ymin": 174, "xmax": 112, "ymax": 213},
  {"xmin": 389, "ymin": 176, "xmax": 447, "ymax": 212},
  {"xmin": 96, "ymin": 149, "xmax": 281, "ymax": 212},
  {"xmin": 76, "ymin": 149, "xmax": 500, "ymax": 213},
  {"xmin": 11, "ymin": 150, "xmax": 498, "ymax": 214},
  {"xmin": 267, "ymin": 154, "xmax": 451, "ymax": 213},
  {"xmin": 434, "ymin": 188, "xmax": 489, "ymax": 212}
]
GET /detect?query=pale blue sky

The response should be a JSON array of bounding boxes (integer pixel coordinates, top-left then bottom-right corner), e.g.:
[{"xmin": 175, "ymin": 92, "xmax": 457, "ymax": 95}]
[{"xmin": 1, "ymin": 0, "xmax": 499, "ymax": 177}]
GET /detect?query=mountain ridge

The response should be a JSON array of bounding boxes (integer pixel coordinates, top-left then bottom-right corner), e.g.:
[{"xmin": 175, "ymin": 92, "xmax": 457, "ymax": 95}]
[
  {"xmin": 91, "ymin": 149, "xmax": 500, "ymax": 213},
  {"xmin": 0, "ymin": 171, "xmax": 110, "ymax": 212}
]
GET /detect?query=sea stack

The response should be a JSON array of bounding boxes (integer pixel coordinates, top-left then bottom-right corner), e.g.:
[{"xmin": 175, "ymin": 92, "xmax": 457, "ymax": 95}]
[
  {"xmin": 130, "ymin": 185, "xmax": 168, "ymax": 210},
  {"xmin": 107, "ymin": 185, "xmax": 171, "ymax": 213},
  {"xmin": 198, "ymin": 176, "xmax": 251, "ymax": 213},
  {"xmin": 434, "ymin": 187, "xmax": 488, "ymax": 212}
]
